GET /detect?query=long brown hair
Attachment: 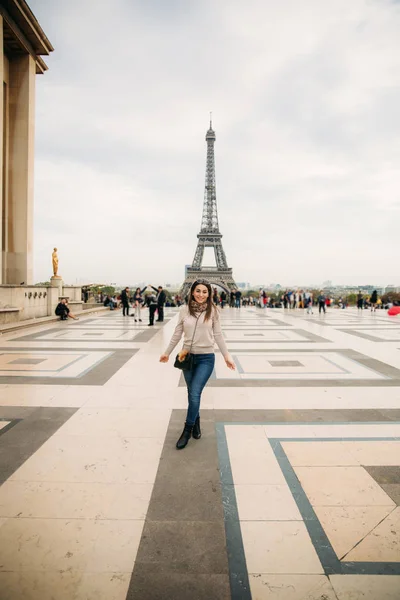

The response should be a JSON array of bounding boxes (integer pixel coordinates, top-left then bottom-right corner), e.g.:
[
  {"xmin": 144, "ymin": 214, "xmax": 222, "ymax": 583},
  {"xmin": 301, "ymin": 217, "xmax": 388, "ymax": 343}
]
[{"xmin": 188, "ymin": 280, "xmax": 215, "ymax": 321}]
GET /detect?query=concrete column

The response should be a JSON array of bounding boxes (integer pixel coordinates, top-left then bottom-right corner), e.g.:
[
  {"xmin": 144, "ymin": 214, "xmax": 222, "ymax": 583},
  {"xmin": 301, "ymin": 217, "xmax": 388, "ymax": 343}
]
[
  {"xmin": 0, "ymin": 16, "xmax": 4, "ymax": 284},
  {"xmin": 6, "ymin": 54, "xmax": 36, "ymax": 285}
]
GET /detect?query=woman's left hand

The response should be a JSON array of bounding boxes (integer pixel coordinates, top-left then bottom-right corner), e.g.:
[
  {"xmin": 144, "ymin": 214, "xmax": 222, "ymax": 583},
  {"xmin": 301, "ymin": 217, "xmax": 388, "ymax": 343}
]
[{"xmin": 224, "ymin": 355, "xmax": 236, "ymax": 370}]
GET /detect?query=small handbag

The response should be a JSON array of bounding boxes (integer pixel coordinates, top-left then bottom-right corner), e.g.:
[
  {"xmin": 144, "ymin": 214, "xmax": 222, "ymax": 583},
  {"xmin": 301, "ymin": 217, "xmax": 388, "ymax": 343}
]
[{"xmin": 174, "ymin": 313, "xmax": 201, "ymax": 371}]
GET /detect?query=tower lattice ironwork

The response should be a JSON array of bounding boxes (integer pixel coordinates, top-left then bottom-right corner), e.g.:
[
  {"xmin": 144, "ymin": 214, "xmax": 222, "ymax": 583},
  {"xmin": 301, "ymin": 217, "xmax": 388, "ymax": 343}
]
[{"xmin": 181, "ymin": 120, "xmax": 236, "ymax": 298}]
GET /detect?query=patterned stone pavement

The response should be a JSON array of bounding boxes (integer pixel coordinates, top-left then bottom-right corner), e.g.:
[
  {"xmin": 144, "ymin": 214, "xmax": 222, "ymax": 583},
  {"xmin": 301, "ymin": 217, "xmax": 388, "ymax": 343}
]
[{"xmin": 0, "ymin": 306, "xmax": 400, "ymax": 599}]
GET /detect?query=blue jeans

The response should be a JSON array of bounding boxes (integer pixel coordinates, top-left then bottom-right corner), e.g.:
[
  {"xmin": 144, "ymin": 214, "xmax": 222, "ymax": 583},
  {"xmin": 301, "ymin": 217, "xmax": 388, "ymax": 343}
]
[{"xmin": 183, "ymin": 353, "xmax": 215, "ymax": 426}]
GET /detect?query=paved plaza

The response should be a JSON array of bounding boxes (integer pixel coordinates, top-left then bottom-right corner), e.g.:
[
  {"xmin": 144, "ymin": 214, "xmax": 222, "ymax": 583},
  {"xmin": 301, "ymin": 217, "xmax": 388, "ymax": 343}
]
[{"xmin": 0, "ymin": 306, "xmax": 400, "ymax": 599}]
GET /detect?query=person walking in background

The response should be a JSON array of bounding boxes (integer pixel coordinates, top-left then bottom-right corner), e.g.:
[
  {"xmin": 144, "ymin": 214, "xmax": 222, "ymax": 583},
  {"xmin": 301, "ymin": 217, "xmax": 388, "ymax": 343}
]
[
  {"xmin": 132, "ymin": 286, "xmax": 147, "ymax": 322},
  {"xmin": 120, "ymin": 287, "xmax": 130, "ymax": 316},
  {"xmin": 212, "ymin": 288, "xmax": 219, "ymax": 305},
  {"xmin": 306, "ymin": 296, "xmax": 313, "ymax": 315},
  {"xmin": 357, "ymin": 291, "xmax": 363, "ymax": 310},
  {"xmin": 220, "ymin": 290, "xmax": 227, "ymax": 308},
  {"xmin": 235, "ymin": 289, "xmax": 242, "ymax": 308},
  {"xmin": 283, "ymin": 292, "xmax": 288, "ymax": 309},
  {"xmin": 294, "ymin": 291, "xmax": 299, "ymax": 309},
  {"xmin": 150, "ymin": 285, "xmax": 166, "ymax": 322},
  {"xmin": 145, "ymin": 292, "xmax": 158, "ymax": 326},
  {"xmin": 370, "ymin": 290, "xmax": 378, "ymax": 312},
  {"xmin": 318, "ymin": 292, "xmax": 326, "ymax": 314},
  {"xmin": 160, "ymin": 279, "xmax": 235, "ymax": 449},
  {"xmin": 263, "ymin": 291, "xmax": 267, "ymax": 309},
  {"xmin": 230, "ymin": 290, "xmax": 235, "ymax": 307}
]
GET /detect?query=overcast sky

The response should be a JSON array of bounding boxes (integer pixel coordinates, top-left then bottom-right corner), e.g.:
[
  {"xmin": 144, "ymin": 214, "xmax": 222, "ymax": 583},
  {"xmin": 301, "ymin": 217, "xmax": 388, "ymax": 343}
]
[{"xmin": 30, "ymin": 0, "xmax": 399, "ymax": 287}]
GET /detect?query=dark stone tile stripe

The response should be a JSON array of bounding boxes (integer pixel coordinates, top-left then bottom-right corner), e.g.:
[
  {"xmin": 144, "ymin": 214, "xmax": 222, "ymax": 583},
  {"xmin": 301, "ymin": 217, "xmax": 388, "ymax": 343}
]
[
  {"xmin": 269, "ymin": 439, "xmax": 342, "ymax": 575},
  {"xmin": 126, "ymin": 409, "xmax": 232, "ymax": 599},
  {"xmin": 364, "ymin": 466, "xmax": 400, "ymax": 484},
  {"xmin": 0, "ymin": 407, "xmax": 78, "ymax": 484},
  {"xmin": 337, "ymin": 329, "xmax": 400, "ymax": 342},
  {"xmin": 215, "ymin": 409, "xmax": 400, "ymax": 423},
  {"xmin": 216, "ymin": 423, "xmax": 251, "ymax": 600},
  {"xmin": 380, "ymin": 484, "xmax": 400, "ymax": 505},
  {"xmin": 0, "ymin": 419, "xmax": 22, "ymax": 437}
]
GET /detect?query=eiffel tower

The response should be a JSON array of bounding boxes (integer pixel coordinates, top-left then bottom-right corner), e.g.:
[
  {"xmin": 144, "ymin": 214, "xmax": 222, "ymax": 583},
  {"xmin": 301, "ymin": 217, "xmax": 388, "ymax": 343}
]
[{"xmin": 181, "ymin": 120, "xmax": 236, "ymax": 298}]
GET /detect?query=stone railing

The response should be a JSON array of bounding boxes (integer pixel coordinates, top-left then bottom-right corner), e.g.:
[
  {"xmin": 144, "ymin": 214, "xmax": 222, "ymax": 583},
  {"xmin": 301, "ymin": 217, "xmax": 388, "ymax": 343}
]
[{"xmin": 0, "ymin": 284, "xmax": 83, "ymax": 324}]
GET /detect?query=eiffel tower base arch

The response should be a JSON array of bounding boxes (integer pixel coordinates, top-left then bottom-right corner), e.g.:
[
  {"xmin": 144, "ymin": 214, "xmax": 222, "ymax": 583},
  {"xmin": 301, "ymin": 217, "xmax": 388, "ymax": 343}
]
[{"xmin": 180, "ymin": 267, "xmax": 236, "ymax": 299}]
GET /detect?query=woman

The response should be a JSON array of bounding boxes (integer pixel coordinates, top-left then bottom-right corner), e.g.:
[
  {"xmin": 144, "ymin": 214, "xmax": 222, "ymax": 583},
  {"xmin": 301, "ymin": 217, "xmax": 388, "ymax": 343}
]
[
  {"xmin": 160, "ymin": 280, "xmax": 235, "ymax": 449},
  {"xmin": 55, "ymin": 299, "xmax": 79, "ymax": 321},
  {"xmin": 370, "ymin": 290, "xmax": 378, "ymax": 312},
  {"xmin": 132, "ymin": 286, "xmax": 147, "ymax": 322}
]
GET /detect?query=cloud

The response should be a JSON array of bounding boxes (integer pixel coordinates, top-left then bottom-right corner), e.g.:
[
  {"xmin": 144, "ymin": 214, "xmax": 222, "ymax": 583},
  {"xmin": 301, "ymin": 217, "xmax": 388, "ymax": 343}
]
[{"xmin": 30, "ymin": 0, "xmax": 400, "ymax": 286}]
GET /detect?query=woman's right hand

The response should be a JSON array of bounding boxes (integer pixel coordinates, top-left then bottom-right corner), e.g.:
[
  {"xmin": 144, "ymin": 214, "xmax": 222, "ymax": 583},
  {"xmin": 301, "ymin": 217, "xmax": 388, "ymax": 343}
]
[{"xmin": 159, "ymin": 354, "xmax": 169, "ymax": 363}]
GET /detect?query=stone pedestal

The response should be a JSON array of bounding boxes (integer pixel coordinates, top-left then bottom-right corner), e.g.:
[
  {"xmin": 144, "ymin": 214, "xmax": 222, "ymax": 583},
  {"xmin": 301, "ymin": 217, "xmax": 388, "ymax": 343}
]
[{"xmin": 50, "ymin": 275, "xmax": 63, "ymax": 294}]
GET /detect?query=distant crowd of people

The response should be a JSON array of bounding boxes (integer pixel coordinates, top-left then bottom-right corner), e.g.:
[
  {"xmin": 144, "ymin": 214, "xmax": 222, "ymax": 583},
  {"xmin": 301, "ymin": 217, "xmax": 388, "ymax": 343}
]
[
  {"xmin": 58, "ymin": 285, "xmax": 393, "ymax": 324},
  {"xmin": 102, "ymin": 285, "xmax": 167, "ymax": 326},
  {"xmin": 208, "ymin": 288, "xmax": 387, "ymax": 315}
]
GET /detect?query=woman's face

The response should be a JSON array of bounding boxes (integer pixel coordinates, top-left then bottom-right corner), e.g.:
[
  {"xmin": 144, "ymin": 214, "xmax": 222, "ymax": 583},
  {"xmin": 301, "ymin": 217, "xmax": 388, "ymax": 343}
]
[{"xmin": 193, "ymin": 284, "xmax": 209, "ymax": 304}]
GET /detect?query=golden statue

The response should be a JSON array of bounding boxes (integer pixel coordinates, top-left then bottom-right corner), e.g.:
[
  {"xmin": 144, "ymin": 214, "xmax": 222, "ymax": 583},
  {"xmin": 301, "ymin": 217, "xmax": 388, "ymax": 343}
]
[{"xmin": 52, "ymin": 247, "xmax": 59, "ymax": 277}]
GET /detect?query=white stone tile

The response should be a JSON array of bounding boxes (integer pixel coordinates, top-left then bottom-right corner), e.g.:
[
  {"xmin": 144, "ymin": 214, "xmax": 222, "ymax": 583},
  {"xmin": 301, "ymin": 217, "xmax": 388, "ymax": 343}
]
[
  {"xmin": 0, "ymin": 518, "xmax": 144, "ymax": 572},
  {"xmin": 229, "ymin": 448, "xmax": 287, "ymax": 485},
  {"xmin": 225, "ymin": 424, "xmax": 267, "ymax": 442},
  {"xmin": 264, "ymin": 424, "xmax": 318, "ymax": 438},
  {"xmin": 10, "ymin": 436, "xmax": 163, "ymax": 484},
  {"xmin": 282, "ymin": 441, "xmax": 359, "ymax": 466},
  {"xmin": 0, "ymin": 481, "xmax": 153, "ymax": 520},
  {"xmin": 249, "ymin": 574, "xmax": 337, "ymax": 600},
  {"xmin": 75, "ymin": 572, "xmax": 131, "ymax": 600},
  {"xmin": 235, "ymin": 484, "xmax": 302, "ymax": 520},
  {"xmin": 293, "ymin": 466, "xmax": 395, "ymax": 507},
  {"xmin": 330, "ymin": 574, "xmax": 400, "ymax": 600},
  {"xmin": 241, "ymin": 521, "xmax": 323, "ymax": 574},
  {"xmin": 309, "ymin": 423, "xmax": 400, "ymax": 439},
  {"xmin": 58, "ymin": 407, "xmax": 171, "ymax": 438},
  {"xmin": 0, "ymin": 385, "xmax": 67, "ymax": 406},
  {"xmin": 0, "ymin": 570, "xmax": 131, "ymax": 600},
  {"xmin": 344, "ymin": 507, "xmax": 400, "ymax": 562},
  {"xmin": 313, "ymin": 505, "xmax": 394, "ymax": 560},
  {"xmin": 341, "ymin": 441, "xmax": 400, "ymax": 466}
]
